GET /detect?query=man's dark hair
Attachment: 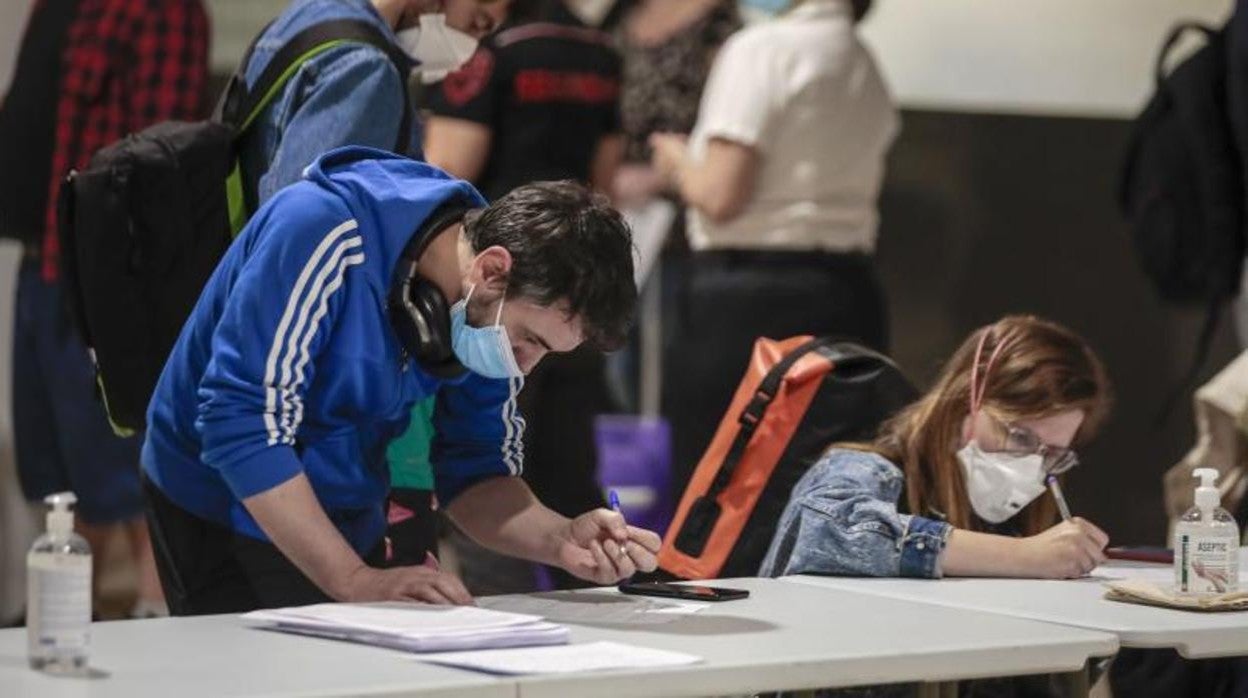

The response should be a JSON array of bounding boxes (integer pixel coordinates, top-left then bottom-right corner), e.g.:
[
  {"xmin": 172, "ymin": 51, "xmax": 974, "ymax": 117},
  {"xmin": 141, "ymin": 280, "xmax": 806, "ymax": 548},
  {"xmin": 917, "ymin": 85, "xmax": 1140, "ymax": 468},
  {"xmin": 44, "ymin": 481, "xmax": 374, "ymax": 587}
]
[{"xmin": 463, "ymin": 181, "xmax": 636, "ymax": 350}]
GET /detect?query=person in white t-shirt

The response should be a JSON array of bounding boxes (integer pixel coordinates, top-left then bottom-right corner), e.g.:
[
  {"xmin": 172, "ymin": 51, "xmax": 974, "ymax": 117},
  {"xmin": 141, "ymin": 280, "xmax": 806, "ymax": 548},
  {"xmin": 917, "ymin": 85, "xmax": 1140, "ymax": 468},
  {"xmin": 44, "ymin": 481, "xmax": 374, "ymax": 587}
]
[{"xmin": 649, "ymin": 0, "xmax": 898, "ymax": 493}]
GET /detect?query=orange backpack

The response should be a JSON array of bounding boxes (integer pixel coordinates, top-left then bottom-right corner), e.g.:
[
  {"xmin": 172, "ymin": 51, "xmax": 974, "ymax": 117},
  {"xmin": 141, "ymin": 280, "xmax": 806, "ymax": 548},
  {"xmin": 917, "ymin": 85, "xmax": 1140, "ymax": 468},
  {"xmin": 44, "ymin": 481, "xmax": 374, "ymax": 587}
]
[{"xmin": 658, "ymin": 337, "xmax": 915, "ymax": 580}]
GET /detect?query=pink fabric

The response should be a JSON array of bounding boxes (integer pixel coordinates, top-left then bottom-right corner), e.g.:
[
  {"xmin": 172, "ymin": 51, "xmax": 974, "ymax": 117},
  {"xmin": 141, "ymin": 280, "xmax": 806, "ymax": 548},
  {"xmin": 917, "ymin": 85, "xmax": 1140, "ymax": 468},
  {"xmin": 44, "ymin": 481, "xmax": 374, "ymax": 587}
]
[{"xmin": 387, "ymin": 500, "xmax": 414, "ymax": 525}]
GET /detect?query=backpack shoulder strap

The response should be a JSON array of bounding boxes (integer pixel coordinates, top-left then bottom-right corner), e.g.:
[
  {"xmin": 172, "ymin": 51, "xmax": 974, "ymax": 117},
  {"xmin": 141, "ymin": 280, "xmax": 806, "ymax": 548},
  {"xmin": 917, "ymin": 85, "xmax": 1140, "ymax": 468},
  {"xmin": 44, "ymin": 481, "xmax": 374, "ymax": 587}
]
[
  {"xmin": 704, "ymin": 337, "xmax": 837, "ymax": 499},
  {"xmin": 1153, "ymin": 23, "xmax": 1220, "ymax": 87},
  {"xmin": 222, "ymin": 18, "xmax": 414, "ymax": 153}
]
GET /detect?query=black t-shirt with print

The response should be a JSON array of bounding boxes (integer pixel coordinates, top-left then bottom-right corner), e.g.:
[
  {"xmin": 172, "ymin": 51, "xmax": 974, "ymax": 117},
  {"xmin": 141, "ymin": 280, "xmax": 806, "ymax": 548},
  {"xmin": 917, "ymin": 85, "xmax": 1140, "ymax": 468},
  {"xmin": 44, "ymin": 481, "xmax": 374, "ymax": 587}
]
[{"xmin": 423, "ymin": 5, "xmax": 622, "ymax": 201}]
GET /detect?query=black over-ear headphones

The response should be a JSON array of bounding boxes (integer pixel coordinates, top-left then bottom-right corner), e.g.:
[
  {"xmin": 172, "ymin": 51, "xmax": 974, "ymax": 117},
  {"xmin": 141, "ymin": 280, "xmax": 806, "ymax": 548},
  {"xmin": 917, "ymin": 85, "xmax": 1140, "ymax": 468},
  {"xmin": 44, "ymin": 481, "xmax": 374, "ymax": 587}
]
[{"xmin": 387, "ymin": 200, "xmax": 476, "ymax": 379}]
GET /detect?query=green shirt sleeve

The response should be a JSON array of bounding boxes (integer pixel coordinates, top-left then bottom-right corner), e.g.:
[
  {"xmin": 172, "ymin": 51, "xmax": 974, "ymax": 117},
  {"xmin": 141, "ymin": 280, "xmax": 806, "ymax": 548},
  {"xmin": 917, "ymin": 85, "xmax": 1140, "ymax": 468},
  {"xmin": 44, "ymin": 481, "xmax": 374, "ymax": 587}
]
[{"xmin": 387, "ymin": 396, "xmax": 437, "ymax": 490}]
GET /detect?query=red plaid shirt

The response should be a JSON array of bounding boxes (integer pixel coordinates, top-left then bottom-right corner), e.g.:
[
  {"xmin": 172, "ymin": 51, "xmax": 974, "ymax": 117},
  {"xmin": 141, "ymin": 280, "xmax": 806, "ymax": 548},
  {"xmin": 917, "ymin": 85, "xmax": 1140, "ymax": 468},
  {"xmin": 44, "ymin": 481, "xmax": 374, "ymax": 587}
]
[{"xmin": 40, "ymin": 0, "xmax": 209, "ymax": 281}]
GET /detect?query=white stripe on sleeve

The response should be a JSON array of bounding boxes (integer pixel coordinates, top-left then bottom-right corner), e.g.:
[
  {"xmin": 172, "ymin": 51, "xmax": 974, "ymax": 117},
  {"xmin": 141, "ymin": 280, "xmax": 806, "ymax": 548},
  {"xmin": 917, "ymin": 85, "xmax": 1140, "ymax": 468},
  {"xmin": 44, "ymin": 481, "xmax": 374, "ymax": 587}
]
[
  {"xmin": 282, "ymin": 250, "xmax": 367, "ymax": 443},
  {"xmin": 261, "ymin": 219, "xmax": 359, "ymax": 446},
  {"xmin": 276, "ymin": 236, "xmax": 363, "ymax": 439}
]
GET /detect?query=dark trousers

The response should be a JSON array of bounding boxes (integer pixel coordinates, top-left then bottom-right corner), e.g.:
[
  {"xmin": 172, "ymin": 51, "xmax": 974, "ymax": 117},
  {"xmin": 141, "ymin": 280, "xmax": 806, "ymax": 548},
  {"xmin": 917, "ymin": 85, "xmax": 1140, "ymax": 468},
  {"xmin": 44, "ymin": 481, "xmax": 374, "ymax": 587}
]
[
  {"xmin": 386, "ymin": 487, "xmax": 438, "ymax": 567},
  {"xmin": 142, "ymin": 476, "xmax": 383, "ymax": 615},
  {"xmin": 662, "ymin": 249, "xmax": 889, "ymax": 498}
]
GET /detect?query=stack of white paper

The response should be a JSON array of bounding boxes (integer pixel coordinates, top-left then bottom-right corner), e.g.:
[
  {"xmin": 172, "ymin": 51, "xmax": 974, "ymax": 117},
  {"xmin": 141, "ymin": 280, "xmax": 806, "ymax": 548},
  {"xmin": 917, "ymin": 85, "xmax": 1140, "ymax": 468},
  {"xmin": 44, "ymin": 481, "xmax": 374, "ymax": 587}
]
[
  {"xmin": 242, "ymin": 602, "xmax": 569, "ymax": 653},
  {"xmin": 419, "ymin": 640, "xmax": 703, "ymax": 675}
]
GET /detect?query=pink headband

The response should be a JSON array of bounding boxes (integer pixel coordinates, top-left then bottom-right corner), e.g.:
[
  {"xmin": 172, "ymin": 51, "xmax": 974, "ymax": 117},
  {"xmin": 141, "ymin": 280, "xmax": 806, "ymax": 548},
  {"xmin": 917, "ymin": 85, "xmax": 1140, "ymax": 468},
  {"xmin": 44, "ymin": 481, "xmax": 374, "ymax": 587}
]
[{"xmin": 969, "ymin": 324, "xmax": 1017, "ymax": 416}]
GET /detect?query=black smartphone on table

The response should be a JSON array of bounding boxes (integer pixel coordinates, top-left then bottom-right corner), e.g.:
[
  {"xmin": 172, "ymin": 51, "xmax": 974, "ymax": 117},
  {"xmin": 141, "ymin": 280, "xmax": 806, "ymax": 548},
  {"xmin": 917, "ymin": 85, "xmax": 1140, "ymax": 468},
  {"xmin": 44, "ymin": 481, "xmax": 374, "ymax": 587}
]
[{"xmin": 618, "ymin": 581, "xmax": 750, "ymax": 602}]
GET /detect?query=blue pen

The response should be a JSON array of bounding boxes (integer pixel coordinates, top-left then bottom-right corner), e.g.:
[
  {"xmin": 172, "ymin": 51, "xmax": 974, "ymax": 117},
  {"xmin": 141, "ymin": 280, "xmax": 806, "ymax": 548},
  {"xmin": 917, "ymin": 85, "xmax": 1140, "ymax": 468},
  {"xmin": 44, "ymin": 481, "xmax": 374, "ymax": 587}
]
[{"xmin": 608, "ymin": 489, "xmax": 628, "ymax": 559}]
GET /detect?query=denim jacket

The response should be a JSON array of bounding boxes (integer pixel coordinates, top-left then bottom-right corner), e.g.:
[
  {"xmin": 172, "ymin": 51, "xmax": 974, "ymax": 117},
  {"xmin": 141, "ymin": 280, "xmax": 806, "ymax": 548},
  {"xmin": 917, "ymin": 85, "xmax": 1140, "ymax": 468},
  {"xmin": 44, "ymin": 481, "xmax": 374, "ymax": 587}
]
[
  {"xmin": 759, "ymin": 448, "xmax": 953, "ymax": 579},
  {"xmin": 237, "ymin": 0, "xmax": 421, "ymax": 208}
]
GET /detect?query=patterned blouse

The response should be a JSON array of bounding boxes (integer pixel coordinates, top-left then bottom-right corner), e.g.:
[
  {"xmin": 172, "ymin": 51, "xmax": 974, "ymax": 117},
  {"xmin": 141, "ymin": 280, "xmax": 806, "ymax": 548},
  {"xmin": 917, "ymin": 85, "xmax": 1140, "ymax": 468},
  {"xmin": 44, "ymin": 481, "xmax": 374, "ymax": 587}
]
[{"xmin": 616, "ymin": 1, "xmax": 741, "ymax": 163}]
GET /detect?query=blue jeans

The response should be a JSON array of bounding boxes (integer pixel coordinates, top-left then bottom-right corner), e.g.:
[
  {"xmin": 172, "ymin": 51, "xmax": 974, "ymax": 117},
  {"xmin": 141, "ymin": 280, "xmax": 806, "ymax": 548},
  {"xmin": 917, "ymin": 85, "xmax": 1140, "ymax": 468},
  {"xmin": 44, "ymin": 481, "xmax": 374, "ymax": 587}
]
[{"xmin": 13, "ymin": 258, "xmax": 141, "ymax": 523}]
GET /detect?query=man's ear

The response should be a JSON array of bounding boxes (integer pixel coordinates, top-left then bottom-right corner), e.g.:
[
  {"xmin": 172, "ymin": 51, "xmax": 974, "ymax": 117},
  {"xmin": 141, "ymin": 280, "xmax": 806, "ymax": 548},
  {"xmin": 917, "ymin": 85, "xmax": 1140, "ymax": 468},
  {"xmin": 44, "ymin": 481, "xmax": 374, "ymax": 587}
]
[{"xmin": 472, "ymin": 245, "xmax": 512, "ymax": 294}]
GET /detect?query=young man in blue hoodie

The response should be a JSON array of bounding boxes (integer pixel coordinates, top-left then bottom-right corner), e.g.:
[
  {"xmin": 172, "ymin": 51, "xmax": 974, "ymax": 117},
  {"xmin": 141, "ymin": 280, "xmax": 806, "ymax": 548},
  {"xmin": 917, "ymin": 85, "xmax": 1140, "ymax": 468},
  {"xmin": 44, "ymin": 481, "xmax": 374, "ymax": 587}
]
[{"xmin": 141, "ymin": 146, "xmax": 654, "ymax": 614}]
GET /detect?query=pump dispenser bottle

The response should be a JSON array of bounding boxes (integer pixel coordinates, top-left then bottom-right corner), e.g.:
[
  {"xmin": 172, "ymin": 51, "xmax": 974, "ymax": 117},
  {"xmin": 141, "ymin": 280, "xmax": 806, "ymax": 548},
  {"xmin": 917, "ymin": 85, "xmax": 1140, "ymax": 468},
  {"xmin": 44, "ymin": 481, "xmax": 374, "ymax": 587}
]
[
  {"xmin": 1174, "ymin": 468, "xmax": 1240, "ymax": 595},
  {"xmin": 27, "ymin": 491, "xmax": 91, "ymax": 673}
]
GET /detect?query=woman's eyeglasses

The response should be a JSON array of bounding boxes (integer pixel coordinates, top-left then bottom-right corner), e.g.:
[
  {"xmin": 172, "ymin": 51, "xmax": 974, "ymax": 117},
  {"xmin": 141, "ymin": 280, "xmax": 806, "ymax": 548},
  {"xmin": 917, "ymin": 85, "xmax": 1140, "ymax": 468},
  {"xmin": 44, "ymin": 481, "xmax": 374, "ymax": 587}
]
[{"xmin": 985, "ymin": 413, "xmax": 1080, "ymax": 475}]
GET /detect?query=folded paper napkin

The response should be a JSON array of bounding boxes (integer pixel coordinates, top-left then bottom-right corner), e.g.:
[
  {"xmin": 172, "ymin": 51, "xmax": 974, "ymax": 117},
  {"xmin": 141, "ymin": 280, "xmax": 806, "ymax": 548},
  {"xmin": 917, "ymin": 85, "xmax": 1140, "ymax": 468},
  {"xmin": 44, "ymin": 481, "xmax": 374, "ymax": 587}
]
[{"xmin": 1105, "ymin": 579, "xmax": 1248, "ymax": 611}]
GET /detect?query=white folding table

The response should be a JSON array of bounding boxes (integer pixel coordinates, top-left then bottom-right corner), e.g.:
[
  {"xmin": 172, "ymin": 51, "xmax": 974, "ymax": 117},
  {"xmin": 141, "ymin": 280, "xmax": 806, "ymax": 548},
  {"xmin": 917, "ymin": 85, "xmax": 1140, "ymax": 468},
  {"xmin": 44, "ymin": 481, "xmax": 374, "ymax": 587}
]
[
  {"xmin": 0, "ymin": 612, "xmax": 512, "ymax": 698},
  {"xmin": 485, "ymin": 577, "xmax": 1118, "ymax": 698},
  {"xmin": 783, "ymin": 549, "xmax": 1248, "ymax": 659},
  {"xmin": 0, "ymin": 578, "xmax": 1118, "ymax": 697}
]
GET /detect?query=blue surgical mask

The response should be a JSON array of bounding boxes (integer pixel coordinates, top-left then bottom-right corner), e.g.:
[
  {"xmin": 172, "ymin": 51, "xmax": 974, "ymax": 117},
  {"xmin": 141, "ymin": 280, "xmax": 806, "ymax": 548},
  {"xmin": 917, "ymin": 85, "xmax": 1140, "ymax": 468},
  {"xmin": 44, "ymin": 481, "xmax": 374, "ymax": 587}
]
[{"xmin": 450, "ymin": 285, "xmax": 523, "ymax": 379}]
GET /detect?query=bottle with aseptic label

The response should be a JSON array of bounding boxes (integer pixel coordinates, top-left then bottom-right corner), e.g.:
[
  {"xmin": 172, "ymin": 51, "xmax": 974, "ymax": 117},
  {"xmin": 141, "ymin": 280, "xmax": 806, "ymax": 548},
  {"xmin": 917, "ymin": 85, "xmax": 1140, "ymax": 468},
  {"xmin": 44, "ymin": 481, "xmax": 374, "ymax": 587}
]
[
  {"xmin": 1174, "ymin": 468, "xmax": 1240, "ymax": 595},
  {"xmin": 27, "ymin": 491, "xmax": 92, "ymax": 674}
]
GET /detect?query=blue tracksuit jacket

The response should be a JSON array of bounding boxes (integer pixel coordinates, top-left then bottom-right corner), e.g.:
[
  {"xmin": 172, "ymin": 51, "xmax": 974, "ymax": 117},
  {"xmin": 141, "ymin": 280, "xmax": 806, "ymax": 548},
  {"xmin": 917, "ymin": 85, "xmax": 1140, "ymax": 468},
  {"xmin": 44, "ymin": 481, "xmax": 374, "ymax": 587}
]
[{"xmin": 142, "ymin": 146, "xmax": 525, "ymax": 553}]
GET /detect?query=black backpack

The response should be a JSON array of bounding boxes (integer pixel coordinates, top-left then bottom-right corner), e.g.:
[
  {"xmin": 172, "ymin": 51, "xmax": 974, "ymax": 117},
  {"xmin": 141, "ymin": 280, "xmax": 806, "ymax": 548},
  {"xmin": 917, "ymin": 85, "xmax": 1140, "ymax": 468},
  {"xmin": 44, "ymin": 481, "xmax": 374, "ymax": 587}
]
[
  {"xmin": 1121, "ymin": 22, "xmax": 1244, "ymax": 305},
  {"xmin": 57, "ymin": 20, "xmax": 413, "ymax": 436},
  {"xmin": 1120, "ymin": 22, "xmax": 1245, "ymax": 415}
]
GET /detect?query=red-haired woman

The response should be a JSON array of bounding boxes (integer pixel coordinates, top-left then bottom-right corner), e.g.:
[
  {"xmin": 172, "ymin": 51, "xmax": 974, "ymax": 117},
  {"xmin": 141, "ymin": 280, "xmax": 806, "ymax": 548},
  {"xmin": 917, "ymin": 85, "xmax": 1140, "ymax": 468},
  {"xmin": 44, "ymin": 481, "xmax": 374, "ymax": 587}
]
[{"xmin": 761, "ymin": 315, "xmax": 1114, "ymax": 579}]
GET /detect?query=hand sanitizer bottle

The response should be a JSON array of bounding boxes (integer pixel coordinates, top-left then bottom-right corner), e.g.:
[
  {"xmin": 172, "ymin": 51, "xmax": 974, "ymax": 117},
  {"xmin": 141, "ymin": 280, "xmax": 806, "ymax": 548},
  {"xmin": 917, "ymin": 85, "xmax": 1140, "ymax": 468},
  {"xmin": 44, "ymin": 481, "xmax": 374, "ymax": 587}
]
[
  {"xmin": 27, "ymin": 492, "xmax": 92, "ymax": 674},
  {"xmin": 1174, "ymin": 469, "xmax": 1240, "ymax": 595}
]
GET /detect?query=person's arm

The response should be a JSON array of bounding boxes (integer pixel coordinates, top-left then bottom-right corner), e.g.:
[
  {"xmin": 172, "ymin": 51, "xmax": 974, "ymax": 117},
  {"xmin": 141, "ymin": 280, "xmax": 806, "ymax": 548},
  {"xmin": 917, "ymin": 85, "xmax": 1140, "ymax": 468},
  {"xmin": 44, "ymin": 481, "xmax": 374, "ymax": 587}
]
[
  {"xmin": 259, "ymin": 46, "xmax": 408, "ymax": 203},
  {"xmin": 758, "ymin": 451, "xmax": 952, "ymax": 579},
  {"xmin": 431, "ymin": 373, "xmax": 659, "ymax": 584},
  {"xmin": 941, "ymin": 517, "xmax": 1110, "ymax": 579},
  {"xmin": 590, "ymin": 134, "xmax": 625, "ymax": 199},
  {"xmin": 649, "ymin": 31, "xmax": 769, "ymax": 224},
  {"xmin": 650, "ymin": 134, "xmax": 756, "ymax": 223},
  {"xmin": 244, "ymin": 473, "xmax": 472, "ymax": 603},
  {"xmin": 444, "ymin": 476, "xmax": 661, "ymax": 585},
  {"xmin": 423, "ymin": 117, "xmax": 492, "ymax": 181},
  {"xmin": 611, "ymin": 163, "xmax": 666, "ymax": 206},
  {"xmin": 245, "ymin": 478, "xmax": 472, "ymax": 604},
  {"xmin": 125, "ymin": 0, "xmax": 210, "ymax": 128},
  {"xmin": 242, "ymin": 473, "xmax": 378, "ymax": 599},
  {"xmin": 422, "ymin": 46, "xmax": 499, "ymax": 181}
]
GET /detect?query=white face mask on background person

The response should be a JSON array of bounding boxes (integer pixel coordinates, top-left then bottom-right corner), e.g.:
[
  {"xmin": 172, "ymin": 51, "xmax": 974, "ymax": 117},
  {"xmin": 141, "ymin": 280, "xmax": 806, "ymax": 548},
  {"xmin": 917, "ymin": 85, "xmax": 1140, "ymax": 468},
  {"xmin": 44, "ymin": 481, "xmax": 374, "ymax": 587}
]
[
  {"xmin": 565, "ymin": 0, "xmax": 616, "ymax": 27},
  {"xmin": 396, "ymin": 14, "xmax": 480, "ymax": 82},
  {"xmin": 956, "ymin": 442, "xmax": 1047, "ymax": 524}
]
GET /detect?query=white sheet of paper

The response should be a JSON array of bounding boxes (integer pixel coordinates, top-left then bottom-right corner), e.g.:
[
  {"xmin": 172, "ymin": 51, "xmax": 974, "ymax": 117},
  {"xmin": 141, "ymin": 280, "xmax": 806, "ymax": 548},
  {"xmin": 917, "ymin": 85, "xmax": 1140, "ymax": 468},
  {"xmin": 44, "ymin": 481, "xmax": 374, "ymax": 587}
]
[
  {"xmin": 243, "ymin": 602, "xmax": 569, "ymax": 653},
  {"xmin": 1092, "ymin": 547, "xmax": 1248, "ymax": 583},
  {"xmin": 244, "ymin": 602, "xmax": 543, "ymax": 636},
  {"xmin": 478, "ymin": 592, "xmax": 709, "ymax": 625},
  {"xmin": 1090, "ymin": 562, "xmax": 1176, "ymax": 584},
  {"xmin": 418, "ymin": 640, "xmax": 702, "ymax": 675},
  {"xmin": 262, "ymin": 618, "xmax": 569, "ymax": 653},
  {"xmin": 647, "ymin": 600, "xmax": 712, "ymax": 615}
]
